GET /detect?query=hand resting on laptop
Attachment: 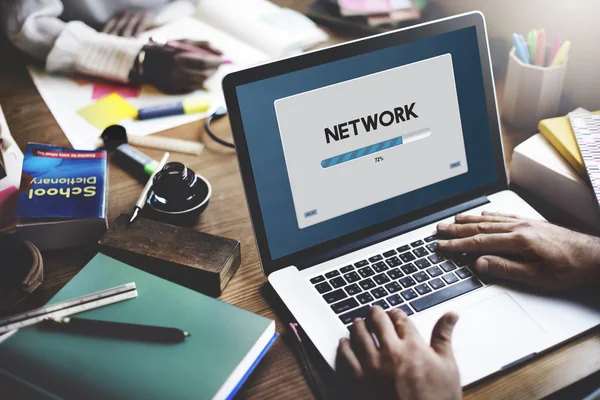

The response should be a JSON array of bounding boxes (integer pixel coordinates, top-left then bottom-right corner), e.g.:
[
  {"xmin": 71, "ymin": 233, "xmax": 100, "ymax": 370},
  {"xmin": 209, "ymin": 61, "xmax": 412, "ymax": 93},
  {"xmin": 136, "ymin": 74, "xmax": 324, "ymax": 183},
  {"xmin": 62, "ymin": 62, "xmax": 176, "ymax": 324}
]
[
  {"xmin": 437, "ymin": 211, "xmax": 600, "ymax": 290},
  {"xmin": 337, "ymin": 307, "xmax": 461, "ymax": 400},
  {"xmin": 336, "ymin": 211, "xmax": 600, "ymax": 400}
]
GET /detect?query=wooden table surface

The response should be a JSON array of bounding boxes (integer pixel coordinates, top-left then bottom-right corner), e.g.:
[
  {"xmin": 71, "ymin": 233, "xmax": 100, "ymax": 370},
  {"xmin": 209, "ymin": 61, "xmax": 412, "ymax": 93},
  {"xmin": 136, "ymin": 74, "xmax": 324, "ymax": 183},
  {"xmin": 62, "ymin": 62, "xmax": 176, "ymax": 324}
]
[{"xmin": 1, "ymin": 2, "xmax": 599, "ymax": 399}]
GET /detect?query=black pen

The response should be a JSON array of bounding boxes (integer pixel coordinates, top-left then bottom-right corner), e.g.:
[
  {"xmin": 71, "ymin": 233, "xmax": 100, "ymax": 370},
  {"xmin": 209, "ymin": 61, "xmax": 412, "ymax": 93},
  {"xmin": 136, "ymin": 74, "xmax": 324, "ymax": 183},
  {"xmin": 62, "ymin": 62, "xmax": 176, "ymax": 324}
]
[{"xmin": 42, "ymin": 317, "xmax": 190, "ymax": 343}]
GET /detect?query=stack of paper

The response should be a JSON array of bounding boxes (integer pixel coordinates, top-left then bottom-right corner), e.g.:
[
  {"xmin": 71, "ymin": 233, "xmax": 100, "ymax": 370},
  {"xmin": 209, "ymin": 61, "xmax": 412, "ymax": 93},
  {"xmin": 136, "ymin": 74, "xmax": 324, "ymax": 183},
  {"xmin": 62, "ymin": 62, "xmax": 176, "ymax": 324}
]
[
  {"xmin": 568, "ymin": 112, "xmax": 600, "ymax": 210},
  {"xmin": 336, "ymin": 0, "xmax": 421, "ymax": 26},
  {"xmin": 510, "ymin": 134, "xmax": 600, "ymax": 231},
  {"xmin": 538, "ymin": 111, "xmax": 596, "ymax": 178},
  {"xmin": 196, "ymin": 0, "xmax": 328, "ymax": 56},
  {"xmin": 511, "ymin": 109, "xmax": 600, "ymax": 232}
]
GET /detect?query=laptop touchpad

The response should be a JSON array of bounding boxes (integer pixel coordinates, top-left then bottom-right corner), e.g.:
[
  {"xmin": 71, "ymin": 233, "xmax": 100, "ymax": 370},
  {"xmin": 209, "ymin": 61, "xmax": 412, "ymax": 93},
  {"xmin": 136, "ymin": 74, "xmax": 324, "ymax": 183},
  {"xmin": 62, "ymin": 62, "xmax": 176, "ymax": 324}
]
[{"xmin": 452, "ymin": 292, "xmax": 546, "ymax": 383}]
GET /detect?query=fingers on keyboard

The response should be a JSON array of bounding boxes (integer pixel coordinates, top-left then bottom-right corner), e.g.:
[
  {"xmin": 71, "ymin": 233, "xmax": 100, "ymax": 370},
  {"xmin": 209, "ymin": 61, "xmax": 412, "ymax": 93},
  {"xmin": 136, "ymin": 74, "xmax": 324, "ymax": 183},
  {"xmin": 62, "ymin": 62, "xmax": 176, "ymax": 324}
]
[{"xmin": 312, "ymin": 234, "xmax": 483, "ymax": 327}]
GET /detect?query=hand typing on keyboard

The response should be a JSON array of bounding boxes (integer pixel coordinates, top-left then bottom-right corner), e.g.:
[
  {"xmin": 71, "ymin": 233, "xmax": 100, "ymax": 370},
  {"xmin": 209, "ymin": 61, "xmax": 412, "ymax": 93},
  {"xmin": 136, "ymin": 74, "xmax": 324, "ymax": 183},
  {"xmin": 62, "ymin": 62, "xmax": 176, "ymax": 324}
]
[
  {"xmin": 336, "ymin": 306, "xmax": 461, "ymax": 400},
  {"xmin": 437, "ymin": 211, "xmax": 600, "ymax": 290}
]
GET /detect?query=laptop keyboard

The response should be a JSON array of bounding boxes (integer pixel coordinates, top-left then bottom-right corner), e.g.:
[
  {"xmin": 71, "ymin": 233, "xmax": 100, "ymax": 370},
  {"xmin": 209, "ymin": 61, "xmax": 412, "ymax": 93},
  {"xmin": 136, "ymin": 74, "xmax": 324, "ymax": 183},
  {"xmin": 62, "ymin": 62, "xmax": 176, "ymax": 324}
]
[{"xmin": 309, "ymin": 234, "xmax": 485, "ymax": 327}]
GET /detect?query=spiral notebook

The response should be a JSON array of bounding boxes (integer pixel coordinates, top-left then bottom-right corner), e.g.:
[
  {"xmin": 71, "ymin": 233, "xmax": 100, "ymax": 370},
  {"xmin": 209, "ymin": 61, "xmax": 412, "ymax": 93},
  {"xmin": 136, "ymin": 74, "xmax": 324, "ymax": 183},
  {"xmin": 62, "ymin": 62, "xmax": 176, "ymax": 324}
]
[{"xmin": 569, "ymin": 112, "xmax": 600, "ymax": 209}]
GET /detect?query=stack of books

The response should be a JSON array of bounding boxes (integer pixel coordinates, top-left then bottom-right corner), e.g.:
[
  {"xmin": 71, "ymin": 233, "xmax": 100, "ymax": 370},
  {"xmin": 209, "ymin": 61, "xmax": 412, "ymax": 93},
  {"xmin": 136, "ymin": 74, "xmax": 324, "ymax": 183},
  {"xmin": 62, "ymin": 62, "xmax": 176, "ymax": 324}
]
[
  {"xmin": 307, "ymin": 0, "xmax": 428, "ymax": 34},
  {"xmin": 510, "ymin": 109, "xmax": 600, "ymax": 231},
  {"xmin": 15, "ymin": 143, "xmax": 109, "ymax": 250}
]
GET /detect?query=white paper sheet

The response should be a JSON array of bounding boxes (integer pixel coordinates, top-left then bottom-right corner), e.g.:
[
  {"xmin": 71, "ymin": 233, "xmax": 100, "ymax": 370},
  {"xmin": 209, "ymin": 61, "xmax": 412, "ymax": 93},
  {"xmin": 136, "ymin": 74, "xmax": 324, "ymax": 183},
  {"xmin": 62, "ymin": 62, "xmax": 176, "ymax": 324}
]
[{"xmin": 196, "ymin": 0, "xmax": 328, "ymax": 56}]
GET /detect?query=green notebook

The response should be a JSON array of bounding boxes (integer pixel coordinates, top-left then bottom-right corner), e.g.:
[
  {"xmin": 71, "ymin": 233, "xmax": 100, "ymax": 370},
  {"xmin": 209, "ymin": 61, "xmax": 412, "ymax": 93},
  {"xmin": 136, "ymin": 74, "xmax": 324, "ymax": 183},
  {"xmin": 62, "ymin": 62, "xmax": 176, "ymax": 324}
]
[{"xmin": 0, "ymin": 254, "xmax": 276, "ymax": 400}]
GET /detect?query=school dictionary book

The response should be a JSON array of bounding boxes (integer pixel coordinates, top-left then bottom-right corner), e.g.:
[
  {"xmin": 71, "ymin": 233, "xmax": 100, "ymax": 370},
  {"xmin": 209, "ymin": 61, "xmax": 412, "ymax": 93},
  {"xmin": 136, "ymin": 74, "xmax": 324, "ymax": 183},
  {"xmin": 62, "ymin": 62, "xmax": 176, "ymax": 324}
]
[
  {"xmin": 0, "ymin": 254, "xmax": 277, "ymax": 400},
  {"xmin": 16, "ymin": 143, "xmax": 108, "ymax": 250}
]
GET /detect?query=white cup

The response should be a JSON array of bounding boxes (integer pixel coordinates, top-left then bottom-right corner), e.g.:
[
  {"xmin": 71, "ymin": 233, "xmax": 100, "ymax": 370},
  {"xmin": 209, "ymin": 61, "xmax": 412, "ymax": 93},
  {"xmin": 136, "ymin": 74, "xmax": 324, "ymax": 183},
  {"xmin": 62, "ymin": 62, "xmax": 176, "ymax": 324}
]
[{"xmin": 502, "ymin": 46, "xmax": 568, "ymax": 131}]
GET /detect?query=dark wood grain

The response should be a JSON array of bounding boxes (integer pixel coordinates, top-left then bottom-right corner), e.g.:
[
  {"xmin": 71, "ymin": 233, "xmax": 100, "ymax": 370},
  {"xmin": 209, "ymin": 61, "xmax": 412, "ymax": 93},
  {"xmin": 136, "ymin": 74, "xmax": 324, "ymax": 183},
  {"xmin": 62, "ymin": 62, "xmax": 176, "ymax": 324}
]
[
  {"xmin": 0, "ymin": 3, "xmax": 598, "ymax": 399},
  {"xmin": 98, "ymin": 215, "xmax": 241, "ymax": 296}
]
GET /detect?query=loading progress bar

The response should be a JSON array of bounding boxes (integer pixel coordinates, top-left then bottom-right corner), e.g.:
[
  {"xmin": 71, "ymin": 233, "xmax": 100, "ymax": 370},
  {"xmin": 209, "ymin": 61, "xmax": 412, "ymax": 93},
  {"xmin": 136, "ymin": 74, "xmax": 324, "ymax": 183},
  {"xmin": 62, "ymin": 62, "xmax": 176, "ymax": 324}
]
[{"xmin": 321, "ymin": 128, "xmax": 431, "ymax": 169}]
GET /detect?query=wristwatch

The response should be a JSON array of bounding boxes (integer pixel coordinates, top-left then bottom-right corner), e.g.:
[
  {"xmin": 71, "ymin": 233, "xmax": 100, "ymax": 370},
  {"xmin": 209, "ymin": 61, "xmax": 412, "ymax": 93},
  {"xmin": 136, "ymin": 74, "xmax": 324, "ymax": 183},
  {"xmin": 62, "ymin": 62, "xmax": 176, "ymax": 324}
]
[{"xmin": 129, "ymin": 48, "xmax": 146, "ymax": 84}]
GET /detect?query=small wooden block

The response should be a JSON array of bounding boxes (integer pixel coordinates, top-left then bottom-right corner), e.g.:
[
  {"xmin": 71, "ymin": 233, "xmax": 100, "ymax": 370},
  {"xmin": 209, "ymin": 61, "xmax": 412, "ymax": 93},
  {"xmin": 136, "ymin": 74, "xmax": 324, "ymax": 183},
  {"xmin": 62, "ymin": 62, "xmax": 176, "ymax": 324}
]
[{"xmin": 98, "ymin": 215, "xmax": 241, "ymax": 297}]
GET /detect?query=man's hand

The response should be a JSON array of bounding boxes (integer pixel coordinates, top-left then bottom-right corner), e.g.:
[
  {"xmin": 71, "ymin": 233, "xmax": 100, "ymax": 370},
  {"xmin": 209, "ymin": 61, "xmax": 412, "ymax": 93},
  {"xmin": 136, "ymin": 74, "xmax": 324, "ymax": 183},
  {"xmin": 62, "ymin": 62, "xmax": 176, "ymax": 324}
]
[
  {"xmin": 140, "ymin": 41, "xmax": 224, "ymax": 94},
  {"xmin": 437, "ymin": 211, "xmax": 600, "ymax": 290},
  {"xmin": 337, "ymin": 307, "xmax": 462, "ymax": 400},
  {"xmin": 103, "ymin": 10, "xmax": 154, "ymax": 37}
]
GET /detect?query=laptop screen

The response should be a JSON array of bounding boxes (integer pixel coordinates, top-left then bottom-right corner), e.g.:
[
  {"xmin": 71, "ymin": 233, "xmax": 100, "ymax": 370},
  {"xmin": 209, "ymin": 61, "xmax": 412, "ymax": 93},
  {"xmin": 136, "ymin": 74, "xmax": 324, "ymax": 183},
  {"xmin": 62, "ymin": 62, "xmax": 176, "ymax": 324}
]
[{"xmin": 235, "ymin": 26, "xmax": 497, "ymax": 261}]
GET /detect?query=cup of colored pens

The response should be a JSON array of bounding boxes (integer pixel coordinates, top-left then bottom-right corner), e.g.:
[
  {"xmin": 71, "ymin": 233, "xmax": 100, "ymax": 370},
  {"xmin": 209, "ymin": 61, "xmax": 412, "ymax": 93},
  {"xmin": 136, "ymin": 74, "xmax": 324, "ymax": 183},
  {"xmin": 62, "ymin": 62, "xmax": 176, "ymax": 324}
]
[{"xmin": 501, "ymin": 30, "xmax": 569, "ymax": 131}]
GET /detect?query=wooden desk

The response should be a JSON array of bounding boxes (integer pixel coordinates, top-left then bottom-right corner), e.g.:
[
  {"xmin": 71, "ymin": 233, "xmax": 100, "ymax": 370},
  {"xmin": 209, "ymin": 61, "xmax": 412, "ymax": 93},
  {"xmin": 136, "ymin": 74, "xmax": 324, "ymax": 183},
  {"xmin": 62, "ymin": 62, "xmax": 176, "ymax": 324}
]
[{"xmin": 1, "ymin": 4, "xmax": 598, "ymax": 398}]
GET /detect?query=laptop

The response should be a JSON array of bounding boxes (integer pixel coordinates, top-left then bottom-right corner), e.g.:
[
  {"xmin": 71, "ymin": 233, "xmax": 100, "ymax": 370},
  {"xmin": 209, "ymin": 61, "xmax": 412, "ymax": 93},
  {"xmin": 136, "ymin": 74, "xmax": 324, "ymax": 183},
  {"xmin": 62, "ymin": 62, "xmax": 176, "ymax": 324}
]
[{"xmin": 223, "ymin": 12, "xmax": 600, "ymax": 386}]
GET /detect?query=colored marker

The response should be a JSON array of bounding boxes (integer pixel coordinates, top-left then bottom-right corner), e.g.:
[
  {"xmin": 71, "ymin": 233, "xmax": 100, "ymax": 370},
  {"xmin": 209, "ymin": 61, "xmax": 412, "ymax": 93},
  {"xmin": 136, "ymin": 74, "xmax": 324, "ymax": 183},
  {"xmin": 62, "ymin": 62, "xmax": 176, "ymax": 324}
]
[
  {"xmin": 512, "ymin": 33, "xmax": 530, "ymax": 64},
  {"xmin": 518, "ymin": 34, "xmax": 531, "ymax": 64},
  {"xmin": 115, "ymin": 144, "xmax": 159, "ymax": 176},
  {"xmin": 137, "ymin": 99, "xmax": 211, "ymax": 120},
  {"xmin": 550, "ymin": 40, "xmax": 570, "ymax": 66},
  {"xmin": 534, "ymin": 29, "xmax": 546, "ymax": 66},
  {"xmin": 527, "ymin": 29, "xmax": 538, "ymax": 60},
  {"xmin": 548, "ymin": 32, "xmax": 563, "ymax": 66}
]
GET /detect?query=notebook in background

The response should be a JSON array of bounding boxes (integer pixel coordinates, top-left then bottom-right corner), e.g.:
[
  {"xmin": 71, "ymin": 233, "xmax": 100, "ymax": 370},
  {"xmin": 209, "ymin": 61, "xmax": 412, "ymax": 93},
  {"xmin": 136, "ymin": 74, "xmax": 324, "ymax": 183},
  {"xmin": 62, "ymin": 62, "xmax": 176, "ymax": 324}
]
[
  {"xmin": 307, "ymin": 0, "xmax": 429, "ymax": 34},
  {"xmin": 307, "ymin": 0, "xmax": 391, "ymax": 34},
  {"xmin": 0, "ymin": 253, "xmax": 277, "ymax": 400},
  {"xmin": 337, "ymin": 0, "xmax": 414, "ymax": 16},
  {"xmin": 510, "ymin": 133, "xmax": 600, "ymax": 232},
  {"xmin": 538, "ymin": 109, "xmax": 600, "ymax": 179},
  {"xmin": 569, "ymin": 112, "xmax": 600, "ymax": 211},
  {"xmin": 335, "ymin": 0, "xmax": 422, "ymax": 27},
  {"xmin": 195, "ymin": 0, "xmax": 328, "ymax": 57},
  {"xmin": 365, "ymin": 6, "xmax": 421, "ymax": 27}
]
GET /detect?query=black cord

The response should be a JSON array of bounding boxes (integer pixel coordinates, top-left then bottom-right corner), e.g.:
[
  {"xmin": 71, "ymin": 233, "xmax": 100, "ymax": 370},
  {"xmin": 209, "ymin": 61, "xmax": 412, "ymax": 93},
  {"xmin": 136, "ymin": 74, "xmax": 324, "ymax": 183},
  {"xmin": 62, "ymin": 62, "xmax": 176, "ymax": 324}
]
[
  {"xmin": 204, "ymin": 106, "xmax": 235, "ymax": 148},
  {"xmin": 289, "ymin": 322, "xmax": 329, "ymax": 400}
]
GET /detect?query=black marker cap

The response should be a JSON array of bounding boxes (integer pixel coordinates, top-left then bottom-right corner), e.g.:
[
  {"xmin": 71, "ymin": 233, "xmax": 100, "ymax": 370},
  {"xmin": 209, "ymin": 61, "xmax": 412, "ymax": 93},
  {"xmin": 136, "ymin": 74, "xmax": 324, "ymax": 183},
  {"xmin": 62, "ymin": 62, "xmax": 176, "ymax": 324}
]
[{"xmin": 101, "ymin": 125, "xmax": 128, "ymax": 151}]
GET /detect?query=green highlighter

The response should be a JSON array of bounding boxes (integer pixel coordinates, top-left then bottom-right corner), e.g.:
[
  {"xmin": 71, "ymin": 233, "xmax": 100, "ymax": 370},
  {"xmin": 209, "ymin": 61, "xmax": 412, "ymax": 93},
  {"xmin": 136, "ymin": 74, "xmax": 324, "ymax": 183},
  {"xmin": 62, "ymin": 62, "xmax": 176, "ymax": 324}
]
[
  {"xmin": 115, "ymin": 144, "xmax": 159, "ymax": 176},
  {"xmin": 101, "ymin": 125, "xmax": 159, "ymax": 178}
]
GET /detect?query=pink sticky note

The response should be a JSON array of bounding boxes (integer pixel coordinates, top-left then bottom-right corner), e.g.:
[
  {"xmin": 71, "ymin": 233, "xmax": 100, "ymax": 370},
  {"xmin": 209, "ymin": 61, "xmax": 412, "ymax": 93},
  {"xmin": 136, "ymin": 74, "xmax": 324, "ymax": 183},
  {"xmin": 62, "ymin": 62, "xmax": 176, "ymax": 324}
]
[{"xmin": 92, "ymin": 82, "xmax": 142, "ymax": 100}]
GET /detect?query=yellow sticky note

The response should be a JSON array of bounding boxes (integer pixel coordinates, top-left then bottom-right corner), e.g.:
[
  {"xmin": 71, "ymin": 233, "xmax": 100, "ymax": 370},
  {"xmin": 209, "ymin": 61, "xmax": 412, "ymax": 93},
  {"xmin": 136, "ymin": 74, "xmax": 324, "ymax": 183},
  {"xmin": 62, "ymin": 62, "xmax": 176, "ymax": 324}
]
[{"xmin": 77, "ymin": 93, "xmax": 138, "ymax": 129}]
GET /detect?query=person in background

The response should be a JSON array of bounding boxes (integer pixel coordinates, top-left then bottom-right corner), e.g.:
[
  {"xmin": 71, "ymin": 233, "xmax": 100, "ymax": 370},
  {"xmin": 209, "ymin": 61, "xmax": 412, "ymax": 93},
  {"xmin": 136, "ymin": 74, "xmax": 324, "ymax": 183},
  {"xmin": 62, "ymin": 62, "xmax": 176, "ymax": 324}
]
[
  {"xmin": 0, "ymin": 0, "xmax": 224, "ymax": 93},
  {"xmin": 337, "ymin": 212, "xmax": 600, "ymax": 400}
]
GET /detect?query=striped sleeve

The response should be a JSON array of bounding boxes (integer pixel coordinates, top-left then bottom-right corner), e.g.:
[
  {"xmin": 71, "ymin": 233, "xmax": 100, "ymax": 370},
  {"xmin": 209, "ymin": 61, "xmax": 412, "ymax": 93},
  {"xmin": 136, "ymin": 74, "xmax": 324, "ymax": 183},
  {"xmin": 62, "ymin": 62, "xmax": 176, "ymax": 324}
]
[{"xmin": 45, "ymin": 21, "xmax": 144, "ymax": 83}]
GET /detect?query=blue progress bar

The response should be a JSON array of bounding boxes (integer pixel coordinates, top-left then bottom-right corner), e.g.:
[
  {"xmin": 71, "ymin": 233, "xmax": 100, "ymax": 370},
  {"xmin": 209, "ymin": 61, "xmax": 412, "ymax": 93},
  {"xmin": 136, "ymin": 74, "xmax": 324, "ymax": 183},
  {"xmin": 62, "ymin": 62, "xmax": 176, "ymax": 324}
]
[{"xmin": 321, "ymin": 136, "xmax": 403, "ymax": 169}]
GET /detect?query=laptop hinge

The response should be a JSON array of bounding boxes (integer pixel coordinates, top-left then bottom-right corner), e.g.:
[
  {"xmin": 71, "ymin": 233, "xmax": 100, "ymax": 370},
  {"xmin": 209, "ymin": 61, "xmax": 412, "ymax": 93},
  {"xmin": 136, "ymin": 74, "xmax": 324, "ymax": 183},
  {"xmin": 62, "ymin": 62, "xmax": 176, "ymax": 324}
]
[{"xmin": 297, "ymin": 195, "xmax": 490, "ymax": 270}]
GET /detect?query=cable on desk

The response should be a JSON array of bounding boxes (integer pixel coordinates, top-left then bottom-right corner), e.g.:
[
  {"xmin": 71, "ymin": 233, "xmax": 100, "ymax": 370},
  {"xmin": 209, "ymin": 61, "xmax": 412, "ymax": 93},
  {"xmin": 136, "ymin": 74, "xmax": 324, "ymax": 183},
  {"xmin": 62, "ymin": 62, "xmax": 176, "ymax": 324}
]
[
  {"xmin": 289, "ymin": 322, "xmax": 328, "ymax": 400},
  {"xmin": 204, "ymin": 106, "xmax": 235, "ymax": 149}
]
